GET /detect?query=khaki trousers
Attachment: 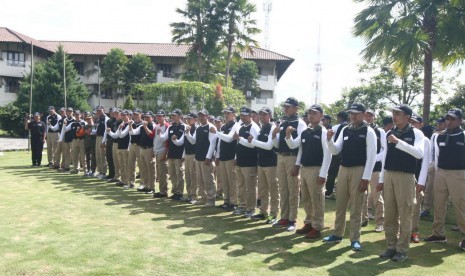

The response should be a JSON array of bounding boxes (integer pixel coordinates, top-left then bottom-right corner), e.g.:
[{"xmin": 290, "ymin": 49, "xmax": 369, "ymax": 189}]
[
  {"xmin": 169, "ymin": 158, "xmax": 185, "ymax": 195},
  {"xmin": 128, "ymin": 144, "xmax": 140, "ymax": 184},
  {"xmin": 184, "ymin": 154, "xmax": 197, "ymax": 198},
  {"xmin": 219, "ymin": 160, "xmax": 238, "ymax": 205},
  {"xmin": 333, "ymin": 166, "xmax": 365, "ymax": 242},
  {"xmin": 140, "ymin": 148, "xmax": 155, "ymax": 191},
  {"xmin": 195, "ymin": 160, "xmax": 216, "ymax": 202},
  {"xmin": 257, "ymin": 166, "xmax": 279, "ymax": 216},
  {"xmin": 277, "ymin": 155, "xmax": 300, "ymax": 222},
  {"xmin": 95, "ymin": 136, "xmax": 107, "ymax": 174},
  {"xmin": 412, "ymin": 189, "xmax": 424, "ymax": 233},
  {"xmin": 112, "ymin": 143, "xmax": 121, "ymax": 180},
  {"xmin": 422, "ymin": 162, "xmax": 436, "ymax": 212},
  {"xmin": 54, "ymin": 141, "xmax": 63, "ymax": 167},
  {"xmin": 46, "ymin": 132, "xmax": 59, "ymax": 164},
  {"xmin": 384, "ymin": 170, "xmax": 416, "ymax": 254},
  {"xmin": 432, "ymin": 168, "xmax": 465, "ymax": 237},
  {"xmin": 237, "ymin": 166, "xmax": 258, "ymax": 211},
  {"xmin": 214, "ymin": 163, "xmax": 222, "ymax": 194},
  {"xmin": 362, "ymin": 171, "xmax": 384, "ymax": 226},
  {"xmin": 301, "ymin": 166, "xmax": 325, "ymax": 231},
  {"xmin": 156, "ymin": 153, "xmax": 168, "ymax": 194},
  {"xmin": 117, "ymin": 149, "xmax": 129, "ymax": 185},
  {"xmin": 72, "ymin": 138, "xmax": 85, "ymax": 171},
  {"xmin": 62, "ymin": 141, "xmax": 72, "ymax": 169}
]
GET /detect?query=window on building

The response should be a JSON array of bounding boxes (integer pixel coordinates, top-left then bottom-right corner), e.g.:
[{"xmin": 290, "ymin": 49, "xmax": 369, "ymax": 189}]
[
  {"xmin": 101, "ymin": 88, "xmax": 114, "ymax": 99},
  {"xmin": 73, "ymin": 61, "xmax": 84, "ymax": 75},
  {"xmin": 157, "ymin": 64, "xmax": 173, "ymax": 78},
  {"xmin": 5, "ymin": 51, "xmax": 25, "ymax": 67},
  {"xmin": 4, "ymin": 77, "xmax": 20, "ymax": 93}
]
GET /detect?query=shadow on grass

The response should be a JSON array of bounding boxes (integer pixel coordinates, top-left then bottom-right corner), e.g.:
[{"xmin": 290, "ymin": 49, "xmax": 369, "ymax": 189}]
[{"xmin": 6, "ymin": 165, "xmax": 461, "ymax": 273}]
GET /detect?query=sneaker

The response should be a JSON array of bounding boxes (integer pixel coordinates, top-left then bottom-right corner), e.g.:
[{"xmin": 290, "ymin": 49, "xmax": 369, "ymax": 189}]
[
  {"xmin": 272, "ymin": 219, "xmax": 289, "ymax": 228},
  {"xmin": 420, "ymin": 210, "xmax": 430, "ymax": 218},
  {"xmin": 375, "ymin": 225, "xmax": 384, "ymax": 233},
  {"xmin": 194, "ymin": 200, "xmax": 206, "ymax": 205},
  {"xmin": 70, "ymin": 170, "xmax": 79, "ymax": 174},
  {"xmin": 322, "ymin": 235, "xmax": 343, "ymax": 243},
  {"xmin": 153, "ymin": 192, "xmax": 168, "ymax": 198},
  {"xmin": 136, "ymin": 185, "xmax": 145, "ymax": 191},
  {"xmin": 286, "ymin": 221, "xmax": 296, "ymax": 232},
  {"xmin": 379, "ymin": 249, "xmax": 397, "ymax": 259},
  {"xmin": 169, "ymin": 194, "xmax": 178, "ymax": 200},
  {"xmin": 451, "ymin": 225, "xmax": 460, "ymax": 232},
  {"xmin": 204, "ymin": 201, "xmax": 215, "ymax": 207},
  {"xmin": 305, "ymin": 229, "xmax": 321, "ymax": 239},
  {"xmin": 243, "ymin": 210, "xmax": 255, "ymax": 218},
  {"xmin": 265, "ymin": 215, "xmax": 277, "ymax": 224},
  {"xmin": 123, "ymin": 184, "xmax": 134, "ymax": 189},
  {"xmin": 227, "ymin": 205, "xmax": 238, "ymax": 212},
  {"xmin": 361, "ymin": 220, "xmax": 368, "ymax": 227},
  {"xmin": 232, "ymin": 207, "xmax": 246, "ymax": 215},
  {"xmin": 368, "ymin": 213, "xmax": 376, "ymax": 220},
  {"xmin": 108, "ymin": 178, "xmax": 119, "ymax": 183},
  {"xmin": 115, "ymin": 182, "xmax": 125, "ymax": 187},
  {"xmin": 351, "ymin": 241, "xmax": 362, "ymax": 251},
  {"xmin": 459, "ymin": 240, "xmax": 465, "ymax": 251},
  {"xmin": 392, "ymin": 252, "xmax": 408, "ymax": 262},
  {"xmin": 251, "ymin": 213, "xmax": 266, "ymax": 220},
  {"xmin": 424, "ymin": 235, "xmax": 447, "ymax": 243},
  {"xmin": 411, "ymin": 233, "xmax": 420, "ymax": 243},
  {"xmin": 296, "ymin": 224, "xmax": 313, "ymax": 235}
]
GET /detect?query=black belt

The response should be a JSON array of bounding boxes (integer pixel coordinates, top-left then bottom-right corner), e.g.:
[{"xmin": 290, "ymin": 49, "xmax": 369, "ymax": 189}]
[
  {"xmin": 279, "ymin": 152, "xmax": 298, "ymax": 156},
  {"xmin": 140, "ymin": 146, "xmax": 153, "ymax": 149},
  {"xmin": 75, "ymin": 137, "xmax": 84, "ymax": 140},
  {"xmin": 131, "ymin": 143, "xmax": 139, "ymax": 146}
]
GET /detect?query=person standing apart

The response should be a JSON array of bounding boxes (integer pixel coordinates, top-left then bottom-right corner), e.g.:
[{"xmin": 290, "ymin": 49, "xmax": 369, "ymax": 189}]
[
  {"xmin": 45, "ymin": 106, "xmax": 61, "ymax": 167},
  {"xmin": 25, "ymin": 112, "xmax": 46, "ymax": 166},
  {"xmin": 377, "ymin": 104, "xmax": 425, "ymax": 262},
  {"xmin": 322, "ymin": 103, "xmax": 377, "ymax": 251}
]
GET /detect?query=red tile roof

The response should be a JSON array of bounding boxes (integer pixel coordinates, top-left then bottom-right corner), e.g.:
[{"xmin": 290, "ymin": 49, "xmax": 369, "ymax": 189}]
[{"xmin": 0, "ymin": 27, "xmax": 54, "ymax": 52}]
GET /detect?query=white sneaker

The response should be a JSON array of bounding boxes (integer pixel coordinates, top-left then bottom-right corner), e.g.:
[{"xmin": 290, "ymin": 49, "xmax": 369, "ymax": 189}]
[
  {"xmin": 233, "ymin": 207, "xmax": 245, "ymax": 215},
  {"xmin": 375, "ymin": 225, "xmax": 384, "ymax": 232},
  {"xmin": 243, "ymin": 210, "xmax": 255, "ymax": 218}
]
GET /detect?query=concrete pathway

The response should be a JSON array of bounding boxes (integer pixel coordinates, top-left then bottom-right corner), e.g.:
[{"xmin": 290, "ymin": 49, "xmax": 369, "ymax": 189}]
[{"xmin": 0, "ymin": 137, "xmax": 47, "ymax": 151}]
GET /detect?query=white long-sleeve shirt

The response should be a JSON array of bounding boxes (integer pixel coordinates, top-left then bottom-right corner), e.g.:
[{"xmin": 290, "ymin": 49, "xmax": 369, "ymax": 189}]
[
  {"xmin": 328, "ymin": 125, "xmax": 377, "ymax": 180},
  {"xmin": 46, "ymin": 114, "xmax": 62, "ymax": 132},
  {"xmin": 237, "ymin": 122, "xmax": 260, "ymax": 148},
  {"xmin": 417, "ymin": 138, "xmax": 431, "ymax": 186},
  {"xmin": 216, "ymin": 121, "xmax": 241, "ymax": 143},
  {"xmin": 379, "ymin": 127, "xmax": 425, "ymax": 183},
  {"xmin": 186, "ymin": 122, "xmax": 217, "ymax": 160},
  {"xmin": 251, "ymin": 123, "xmax": 276, "ymax": 150},
  {"xmin": 272, "ymin": 119, "xmax": 307, "ymax": 148}
]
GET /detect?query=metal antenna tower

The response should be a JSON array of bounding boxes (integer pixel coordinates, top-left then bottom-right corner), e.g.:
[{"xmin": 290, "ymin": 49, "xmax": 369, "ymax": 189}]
[
  {"xmin": 263, "ymin": 0, "xmax": 272, "ymax": 49},
  {"xmin": 312, "ymin": 25, "xmax": 322, "ymax": 105}
]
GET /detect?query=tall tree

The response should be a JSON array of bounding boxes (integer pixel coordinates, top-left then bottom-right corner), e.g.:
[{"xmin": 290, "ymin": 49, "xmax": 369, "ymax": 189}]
[
  {"xmin": 353, "ymin": 0, "xmax": 465, "ymax": 123},
  {"xmin": 231, "ymin": 59, "xmax": 260, "ymax": 96},
  {"xmin": 17, "ymin": 45, "xmax": 89, "ymax": 113},
  {"xmin": 101, "ymin": 48, "xmax": 128, "ymax": 107},
  {"xmin": 124, "ymin": 53, "xmax": 154, "ymax": 105},
  {"xmin": 216, "ymin": 0, "xmax": 260, "ymax": 87},
  {"xmin": 170, "ymin": 0, "xmax": 222, "ymax": 83}
]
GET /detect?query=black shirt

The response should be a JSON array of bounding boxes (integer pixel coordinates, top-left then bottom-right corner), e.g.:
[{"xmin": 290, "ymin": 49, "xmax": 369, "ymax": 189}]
[
  {"xmin": 300, "ymin": 126, "xmax": 325, "ymax": 167},
  {"xmin": 195, "ymin": 124, "xmax": 211, "ymax": 162},
  {"xmin": 256, "ymin": 123, "xmax": 277, "ymax": 167},
  {"xmin": 437, "ymin": 130, "xmax": 465, "ymax": 170},
  {"xmin": 236, "ymin": 124, "xmax": 257, "ymax": 167},
  {"xmin": 47, "ymin": 114, "xmax": 60, "ymax": 133},
  {"xmin": 278, "ymin": 120, "xmax": 299, "ymax": 154},
  {"xmin": 384, "ymin": 126, "xmax": 417, "ymax": 174},
  {"xmin": 167, "ymin": 123, "xmax": 185, "ymax": 159},
  {"xmin": 28, "ymin": 121, "xmax": 46, "ymax": 139},
  {"xmin": 340, "ymin": 125, "xmax": 368, "ymax": 167},
  {"xmin": 219, "ymin": 121, "xmax": 237, "ymax": 161},
  {"xmin": 184, "ymin": 125, "xmax": 196, "ymax": 155}
]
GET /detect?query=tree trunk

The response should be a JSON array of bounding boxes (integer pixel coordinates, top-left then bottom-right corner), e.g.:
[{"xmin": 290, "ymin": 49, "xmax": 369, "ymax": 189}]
[
  {"xmin": 423, "ymin": 13, "xmax": 436, "ymax": 125},
  {"xmin": 225, "ymin": 42, "xmax": 233, "ymax": 87}
]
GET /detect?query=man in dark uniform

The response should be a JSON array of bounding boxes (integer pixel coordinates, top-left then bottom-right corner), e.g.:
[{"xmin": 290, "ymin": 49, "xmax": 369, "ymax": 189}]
[
  {"xmin": 45, "ymin": 106, "xmax": 61, "ymax": 167},
  {"xmin": 103, "ymin": 108, "xmax": 118, "ymax": 181},
  {"xmin": 95, "ymin": 106, "xmax": 109, "ymax": 178},
  {"xmin": 83, "ymin": 111, "xmax": 97, "ymax": 176},
  {"xmin": 25, "ymin": 112, "xmax": 46, "ymax": 166}
]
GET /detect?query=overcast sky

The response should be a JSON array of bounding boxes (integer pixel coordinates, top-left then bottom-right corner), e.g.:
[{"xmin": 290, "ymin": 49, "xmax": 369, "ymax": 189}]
[{"xmin": 2, "ymin": 0, "xmax": 367, "ymax": 105}]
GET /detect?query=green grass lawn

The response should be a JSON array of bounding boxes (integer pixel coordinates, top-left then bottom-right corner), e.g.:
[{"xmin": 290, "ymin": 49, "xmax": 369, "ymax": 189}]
[{"xmin": 0, "ymin": 151, "xmax": 464, "ymax": 275}]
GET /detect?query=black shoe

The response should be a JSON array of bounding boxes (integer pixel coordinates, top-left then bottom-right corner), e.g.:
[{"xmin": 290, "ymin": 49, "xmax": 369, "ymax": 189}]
[
  {"xmin": 153, "ymin": 192, "xmax": 168, "ymax": 198},
  {"xmin": 256, "ymin": 199, "xmax": 261, "ymax": 208},
  {"xmin": 227, "ymin": 205, "xmax": 238, "ymax": 212},
  {"xmin": 379, "ymin": 249, "xmax": 396, "ymax": 259},
  {"xmin": 424, "ymin": 235, "xmax": 447, "ymax": 243},
  {"xmin": 251, "ymin": 213, "xmax": 266, "ymax": 220},
  {"xmin": 392, "ymin": 252, "xmax": 408, "ymax": 262},
  {"xmin": 115, "ymin": 182, "xmax": 125, "ymax": 187},
  {"xmin": 361, "ymin": 220, "xmax": 368, "ymax": 227},
  {"xmin": 104, "ymin": 176, "xmax": 113, "ymax": 180},
  {"xmin": 136, "ymin": 174, "xmax": 140, "ymax": 179}
]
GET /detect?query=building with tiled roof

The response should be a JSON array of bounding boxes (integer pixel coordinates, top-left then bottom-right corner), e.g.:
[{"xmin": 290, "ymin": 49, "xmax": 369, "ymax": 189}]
[{"xmin": 0, "ymin": 27, "xmax": 294, "ymax": 110}]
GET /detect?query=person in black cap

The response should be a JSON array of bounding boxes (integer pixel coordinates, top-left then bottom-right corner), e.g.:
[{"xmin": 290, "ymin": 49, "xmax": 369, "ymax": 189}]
[
  {"xmin": 424, "ymin": 108, "xmax": 465, "ymax": 252},
  {"xmin": 232, "ymin": 106, "xmax": 261, "ymax": 217},
  {"xmin": 158, "ymin": 109, "xmax": 186, "ymax": 200},
  {"xmin": 185, "ymin": 109, "xmax": 218, "ymax": 206},
  {"xmin": 421, "ymin": 116, "xmax": 446, "ymax": 217},
  {"xmin": 271, "ymin": 97, "xmax": 307, "ymax": 231},
  {"xmin": 110, "ymin": 110, "xmax": 132, "ymax": 187},
  {"xmin": 153, "ymin": 110, "xmax": 170, "ymax": 197},
  {"xmin": 182, "ymin": 112, "xmax": 198, "ymax": 203},
  {"xmin": 286, "ymin": 104, "xmax": 332, "ymax": 239},
  {"xmin": 94, "ymin": 106, "xmax": 109, "ymax": 178},
  {"xmin": 251, "ymin": 110, "xmax": 260, "ymax": 127},
  {"xmin": 214, "ymin": 106, "xmax": 241, "ymax": 210},
  {"xmin": 83, "ymin": 112, "xmax": 97, "ymax": 176},
  {"xmin": 69, "ymin": 110, "xmax": 86, "ymax": 174},
  {"xmin": 213, "ymin": 116, "xmax": 224, "ymax": 199},
  {"xmin": 325, "ymin": 110, "xmax": 349, "ymax": 198},
  {"xmin": 45, "ymin": 106, "xmax": 61, "ymax": 167},
  {"xmin": 25, "ymin": 112, "xmax": 46, "ymax": 166},
  {"xmin": 104, "ymin": 108, "xmax": 122, "ymax": 182},
  {"xmin": 248, "ymin": 106, "xmax": 279, "ymax": 223},
  {"xmin": 378, "ymin": 104, "xmax": 425, "ymax": 261},
  {"xmin": 52, "ymin": 107, "xmax": 66, "ymax": 169},
  {"xmin": 382, "ymin": 116, "xmax": 393, "ymax": 133},
  {"xmin": 323, "ymin": 103, "xmax": 377, "ymax": 251},
  {"xmin": 128, "ymin": 109, "xmax": 143, "ymax": 188},
  {"xmin": 322, "ymin": 114, "xmax": 332, "ymax": 130},
  {"xmin": 60, "ymin": 107, "xmax": 75, "ymax": 172}
]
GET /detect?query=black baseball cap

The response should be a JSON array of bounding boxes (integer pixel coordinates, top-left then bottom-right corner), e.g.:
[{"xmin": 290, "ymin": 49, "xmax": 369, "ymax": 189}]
[
  {"xmin": 186, "ymin": 112, "xmax": 199, "ymax": 119},
  {"xmin": 112, "ymin": 108, "xmax": 121, "ymax": 113},
  {"xmin": 120, "ymin": 109, "xmax": 129, "ymax": 115},
  {"xmin": 259, "ymin": 107, "xmax": 272, "ymax": 114},
  {"xmin": 366, "ymin": 109, "xmax": 376, "ymax": 116},
  {"xmin": 307, "ymin": 104, "xmax": 324, "ymax": 113},
  {"xmin": 48, "ymin": 106, "xmax": 55, "ymax": 111},
  {"xmin": 133, "ymin": 108, "xmax": 142, "ymax": 114},
  {"xmin": 347, "ymin": 103, "xmax": 366, "ymax": 113},
  {"xmin": 391, "ymin": 104, "xmax": 413, "ymax": 116},
  {"xmin": 144, "ymin": 111, "xmax": 154, "ymax": 117},
  {"xmin": 323, "ymin": 114, "xmax": 332, "ymax": 120},
  {"xmin": 382, "ymin": 116, "xmax": 393, "ymax": 126},
  {"xmin": 33, "ymin": 112, "xmax": 40, "ymax": 116},
  {"xmin": 436, "ymin": 116, "xmax": 445, "ymax": 123},
  {"xmin": 198, "ymin": 109, "xmax": 209, "ymax": 116},
  {"xmin": 410, "ymin": 113, "xmax": 423, "ymax": 123},
  {"xmin": 95, "ymin": 106, "xmax": 104, "ymax": 111},
  {"xmin": 170, "ymin": 109, "xmax": 182, "ymax": 116},
  {"xmin": 155, "ymin": 110, "xmax": 166, "ymax": 116},
  {"xmin": 59, "ymin": 107, "xmax": 66, "ymax": 112},
  {"xmin": 222, "ymin": 106, "xmax": 236, "ymax": 113},
  {"xmin": 66, "ymin": 107, "xmax": 74, "ymax": 112},
  {"xmin": 208, "ymin": 115, "xmax": 215, "ymax": 121},
  {"xmin": 74, "ymin": 110, "xmax": 81, "ymax": 115},
  {"xmin": 240, "ymin": 106, "xmax": 252, "ymax": 115},
  {"xmin": 446, "ymin": 108, "xmax": 463, "ymax": 119},
  {"xmin": 283, "ymin": 97, "xmax": 299, "ymax": 107},
  {"xmin": 214, "ymin": 116, "xmax": 224, "ymax": 122}
]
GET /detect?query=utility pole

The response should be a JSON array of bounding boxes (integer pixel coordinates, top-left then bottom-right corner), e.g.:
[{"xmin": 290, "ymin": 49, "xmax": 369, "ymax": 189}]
[
  {"xmin": 263, "ymin": 0, "xmax": 272, "ymax": 49},
  {"xmin": 312, "ymin": 25, "xmax": 322, "ymax": 105}
]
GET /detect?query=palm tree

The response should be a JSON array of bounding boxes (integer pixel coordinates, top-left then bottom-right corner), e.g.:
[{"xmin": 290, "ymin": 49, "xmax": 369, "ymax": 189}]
[
  {"xmin": 216, "ymin": 0, "xmax": 261, "ymax": 87},
  {"xmin": 353, "ymin": 0, "xmax": 465, "ymax": 123}
]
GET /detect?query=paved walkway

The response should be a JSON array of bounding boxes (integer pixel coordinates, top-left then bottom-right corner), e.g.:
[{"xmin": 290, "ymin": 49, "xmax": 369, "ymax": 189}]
[{"xmin": 0, "ymin": 137, "xmax": 47, "ymax": 151}]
